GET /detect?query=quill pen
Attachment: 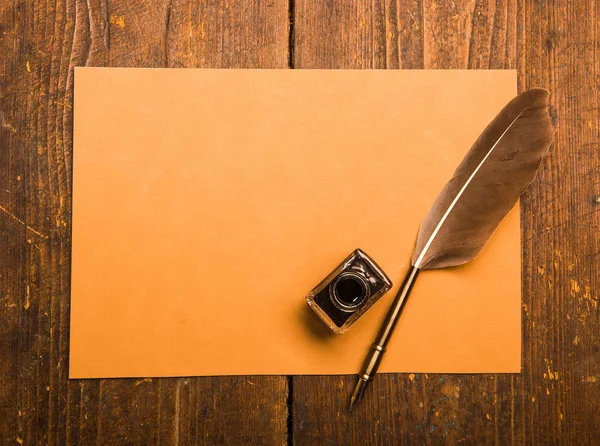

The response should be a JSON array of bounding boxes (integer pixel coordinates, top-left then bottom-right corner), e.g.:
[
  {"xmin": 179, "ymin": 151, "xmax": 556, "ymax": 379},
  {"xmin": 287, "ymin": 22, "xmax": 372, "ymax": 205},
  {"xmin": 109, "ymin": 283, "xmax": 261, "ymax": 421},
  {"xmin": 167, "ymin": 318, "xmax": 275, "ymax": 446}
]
[{"xmin": 349, "ymin": 88, "xmax": 554, "ymax": 410}]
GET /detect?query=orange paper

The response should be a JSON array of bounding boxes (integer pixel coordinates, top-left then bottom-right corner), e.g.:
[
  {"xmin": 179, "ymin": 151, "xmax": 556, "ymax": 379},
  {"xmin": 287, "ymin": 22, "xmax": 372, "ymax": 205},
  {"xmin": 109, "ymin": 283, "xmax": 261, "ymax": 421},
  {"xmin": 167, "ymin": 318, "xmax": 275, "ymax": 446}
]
[{"xmin": 70, "ymin": 68, "xmax": 520, "ymax": 378}]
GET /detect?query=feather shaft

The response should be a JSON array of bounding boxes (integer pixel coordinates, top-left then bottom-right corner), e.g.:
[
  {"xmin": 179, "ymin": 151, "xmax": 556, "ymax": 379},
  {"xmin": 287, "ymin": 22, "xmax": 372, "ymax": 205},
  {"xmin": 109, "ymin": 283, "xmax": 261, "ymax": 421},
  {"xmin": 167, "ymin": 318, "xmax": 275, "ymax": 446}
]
[{"xmin": 412, "ymin": 111, "xmax": 525, "ymax": 268}]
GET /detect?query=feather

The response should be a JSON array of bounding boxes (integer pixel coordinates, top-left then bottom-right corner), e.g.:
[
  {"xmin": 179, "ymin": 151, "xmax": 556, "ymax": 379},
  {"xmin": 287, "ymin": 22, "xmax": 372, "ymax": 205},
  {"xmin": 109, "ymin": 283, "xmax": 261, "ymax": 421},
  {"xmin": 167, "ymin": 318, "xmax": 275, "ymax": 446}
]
[
  {"xmin": 412, "ymin": 88, "xmax": 554, "ymax": 269},
  {"xmin": 350, "ymin": 88, "xmax": 555, "ymax": 409}
]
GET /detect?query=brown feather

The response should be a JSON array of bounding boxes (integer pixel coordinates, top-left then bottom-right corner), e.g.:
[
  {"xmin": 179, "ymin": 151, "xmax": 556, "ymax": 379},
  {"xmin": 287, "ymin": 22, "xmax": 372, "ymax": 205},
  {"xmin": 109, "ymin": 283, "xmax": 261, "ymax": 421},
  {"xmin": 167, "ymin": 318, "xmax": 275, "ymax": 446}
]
[{"xmin": 412, "ymin": 88, "xmax": 554, "ymax": 270}]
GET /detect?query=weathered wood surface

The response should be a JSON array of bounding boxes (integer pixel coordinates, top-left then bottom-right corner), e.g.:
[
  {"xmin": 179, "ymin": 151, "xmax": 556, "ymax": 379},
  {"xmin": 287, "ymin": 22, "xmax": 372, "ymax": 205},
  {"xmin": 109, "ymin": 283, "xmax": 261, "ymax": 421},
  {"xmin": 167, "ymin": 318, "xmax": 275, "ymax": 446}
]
[
  {"xmin": 0, "ymin": 1, "xmax": 289, "ymax": 445},
  {"xmin": 293, "ymin": 0, "xmax": 600, "ymax": 445},
  {"xmin": 1, "ymin": 0, "xmax": 599, "ymax": 444}
]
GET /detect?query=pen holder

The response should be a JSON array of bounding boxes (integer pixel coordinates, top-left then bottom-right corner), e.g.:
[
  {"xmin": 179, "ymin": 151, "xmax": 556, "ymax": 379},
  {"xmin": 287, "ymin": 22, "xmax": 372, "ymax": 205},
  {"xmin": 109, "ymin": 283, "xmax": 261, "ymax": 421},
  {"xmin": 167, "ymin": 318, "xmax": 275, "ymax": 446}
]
[{"xmin": 306, "ymin": 249, "xmax": 392, "ymax": 334}]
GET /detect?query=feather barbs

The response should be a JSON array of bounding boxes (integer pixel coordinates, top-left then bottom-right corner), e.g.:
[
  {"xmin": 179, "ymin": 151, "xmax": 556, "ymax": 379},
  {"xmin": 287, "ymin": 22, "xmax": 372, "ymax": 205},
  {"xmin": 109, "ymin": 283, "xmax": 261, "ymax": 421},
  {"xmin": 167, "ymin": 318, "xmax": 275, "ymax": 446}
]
[{"xmin": 411, "ymin": 88, "xmax": 554, "ymax": 270}]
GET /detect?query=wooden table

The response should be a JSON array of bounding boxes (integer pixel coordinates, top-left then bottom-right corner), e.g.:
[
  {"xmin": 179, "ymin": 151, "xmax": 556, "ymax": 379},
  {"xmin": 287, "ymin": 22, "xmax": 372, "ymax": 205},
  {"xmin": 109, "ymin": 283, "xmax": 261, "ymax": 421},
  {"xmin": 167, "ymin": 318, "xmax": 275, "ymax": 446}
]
[{"xmin": 1, "ymin": 0, "xmax": 598, "ymax": 444}]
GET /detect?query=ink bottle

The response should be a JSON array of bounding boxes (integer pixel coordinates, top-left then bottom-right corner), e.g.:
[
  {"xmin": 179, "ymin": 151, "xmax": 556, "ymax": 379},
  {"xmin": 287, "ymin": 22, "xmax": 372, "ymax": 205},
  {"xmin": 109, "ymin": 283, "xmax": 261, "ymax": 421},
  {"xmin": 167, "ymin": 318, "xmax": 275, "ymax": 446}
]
[{"xmin": 306, "ymin": 249, "xmax": 392, "ymax": 334}]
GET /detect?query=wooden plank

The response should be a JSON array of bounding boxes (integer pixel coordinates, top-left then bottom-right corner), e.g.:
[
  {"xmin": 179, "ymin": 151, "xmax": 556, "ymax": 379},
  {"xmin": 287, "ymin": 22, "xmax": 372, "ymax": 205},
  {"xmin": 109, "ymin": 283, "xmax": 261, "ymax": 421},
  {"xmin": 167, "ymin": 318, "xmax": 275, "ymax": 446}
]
[
  {"xmin": 517, "ymin": 0, "xmax": 600, "ymax": 443},
  {"xmin": 0, "ymin": 0, "xmax": 289, "ymax": 444},
  {"xmin": 293, "ymin": 0, "xmax": 600, "ymax": 444}
]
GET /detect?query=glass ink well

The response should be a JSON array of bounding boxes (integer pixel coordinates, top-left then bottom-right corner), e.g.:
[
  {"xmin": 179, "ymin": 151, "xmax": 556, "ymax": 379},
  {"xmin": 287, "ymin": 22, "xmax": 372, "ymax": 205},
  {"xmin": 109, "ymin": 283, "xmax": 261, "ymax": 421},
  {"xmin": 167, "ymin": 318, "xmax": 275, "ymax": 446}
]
[{"xmin": 306, "ymin": 249, "xmax": 392, "ymax": 334}]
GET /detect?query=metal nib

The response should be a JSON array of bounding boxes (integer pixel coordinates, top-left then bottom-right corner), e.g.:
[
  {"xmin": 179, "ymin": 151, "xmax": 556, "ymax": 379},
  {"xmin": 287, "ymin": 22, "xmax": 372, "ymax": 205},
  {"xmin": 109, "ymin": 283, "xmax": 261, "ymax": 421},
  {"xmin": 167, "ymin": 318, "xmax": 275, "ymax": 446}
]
[{"xmin": 349, "ymin": 377, "xmax": 368, "ymax": 411}]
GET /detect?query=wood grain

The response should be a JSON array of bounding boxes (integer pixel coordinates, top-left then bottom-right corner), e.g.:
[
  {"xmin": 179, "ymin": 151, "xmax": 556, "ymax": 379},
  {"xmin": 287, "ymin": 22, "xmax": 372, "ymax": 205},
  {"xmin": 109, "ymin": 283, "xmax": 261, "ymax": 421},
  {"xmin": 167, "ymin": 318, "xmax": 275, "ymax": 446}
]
[
  {"xmin": 0, "ymin": 1, "xmax": 289, "ymax": 445},
  {"xmin": 518, "ymin": 0, "xmax": 600, "ymax": 443},
  {"xmin": 293, "ymin": 0, "xmax": 600, "ymax": 444},
  {"xmin": 1, "ymin": 0, "xmax": 599, "ymax": 444}
]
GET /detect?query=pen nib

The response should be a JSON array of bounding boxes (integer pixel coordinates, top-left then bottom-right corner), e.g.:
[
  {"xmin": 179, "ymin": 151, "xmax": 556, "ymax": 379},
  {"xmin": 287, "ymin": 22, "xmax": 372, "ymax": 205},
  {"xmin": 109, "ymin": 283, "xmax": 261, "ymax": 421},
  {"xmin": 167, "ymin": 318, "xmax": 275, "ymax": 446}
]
[{"xmin": 349, "ymin": 377, "xmax": 368, "ymax": 411}]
